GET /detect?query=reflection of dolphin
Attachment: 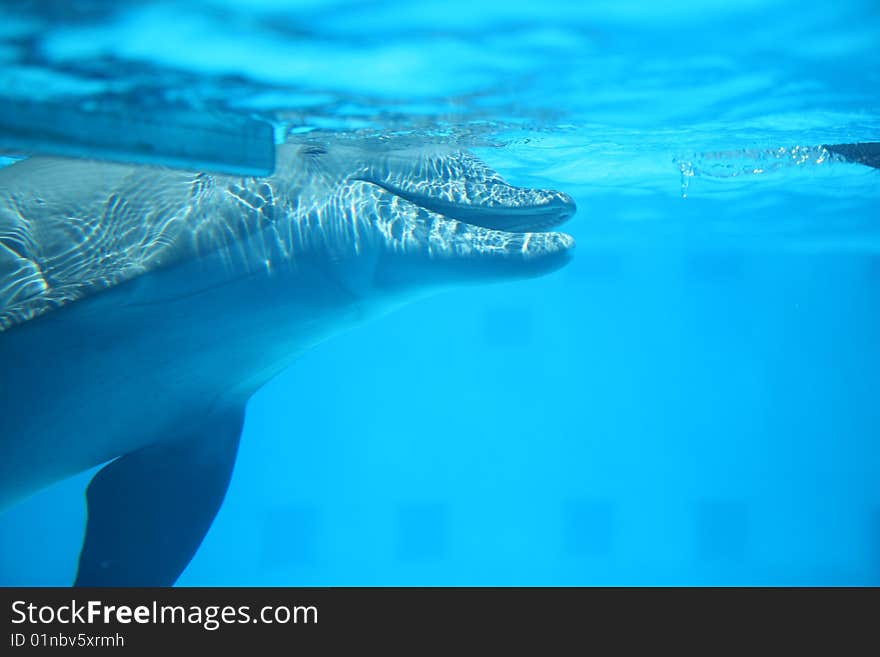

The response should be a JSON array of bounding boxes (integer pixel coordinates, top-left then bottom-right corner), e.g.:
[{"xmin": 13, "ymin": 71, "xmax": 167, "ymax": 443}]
[
  {"xmin": 0, "ymin": 141, "xmax": 575, "ymax": 586},
  {"xmin": 823, "ymin": 142, "xmax": 880, "ymax": 169}
]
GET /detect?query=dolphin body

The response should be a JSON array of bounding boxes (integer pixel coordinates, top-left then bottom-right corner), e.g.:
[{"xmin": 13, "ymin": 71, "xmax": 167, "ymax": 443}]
[{"xmin": 0, "ymin": 140, "xmax": 575, "ymax": 586}]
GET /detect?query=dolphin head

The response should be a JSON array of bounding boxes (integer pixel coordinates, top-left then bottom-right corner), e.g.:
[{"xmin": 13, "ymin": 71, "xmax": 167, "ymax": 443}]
[{"xmin": 268, "ymin": 140, "xmax": 576, "ymax": 297}]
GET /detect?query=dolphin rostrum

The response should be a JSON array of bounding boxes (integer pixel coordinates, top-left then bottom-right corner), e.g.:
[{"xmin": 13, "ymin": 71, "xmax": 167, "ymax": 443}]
[{"xmin": 0, "ymin": 139, "xmax": 575, "ymax": 585}]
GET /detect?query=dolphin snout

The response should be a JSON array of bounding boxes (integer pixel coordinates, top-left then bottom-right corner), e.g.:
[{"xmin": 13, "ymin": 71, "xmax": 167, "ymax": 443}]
[
  {"xmin": 556, "ymin": 191, "xmax": 577, "ymax": 216},
  {"xmin": 353, "ymin": 148, "xmax": 578, "ymax": 284}
]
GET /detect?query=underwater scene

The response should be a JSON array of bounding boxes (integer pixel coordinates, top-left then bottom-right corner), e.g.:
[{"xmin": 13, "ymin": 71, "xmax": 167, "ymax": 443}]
[{"xmin": 0, "ymin": 0, "xmax": 878, "ymax": 586}]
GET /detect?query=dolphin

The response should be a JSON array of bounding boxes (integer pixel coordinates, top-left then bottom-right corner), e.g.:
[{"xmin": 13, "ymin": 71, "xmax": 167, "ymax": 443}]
[{"xmin": 0, "ymin": 139, "xmax": 575, "ymax": 586}]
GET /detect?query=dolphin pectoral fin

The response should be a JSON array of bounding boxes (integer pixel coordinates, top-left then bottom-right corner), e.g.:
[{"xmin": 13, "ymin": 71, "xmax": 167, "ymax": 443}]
[{"xmin": 74, "ymin": 409, "xmax": 244, "ymax": 587}]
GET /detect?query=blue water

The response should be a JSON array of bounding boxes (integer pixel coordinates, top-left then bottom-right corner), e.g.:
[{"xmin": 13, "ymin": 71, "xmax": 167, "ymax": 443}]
[{"xmin": 1, "ymin": 0, "xmax": 878, "ymax": 585}]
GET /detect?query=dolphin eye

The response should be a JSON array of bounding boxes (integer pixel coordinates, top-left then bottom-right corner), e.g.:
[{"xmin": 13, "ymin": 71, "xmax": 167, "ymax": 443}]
[{"xmin": 303, "ymin": 145, "xmax": 328, "ymax": 156}]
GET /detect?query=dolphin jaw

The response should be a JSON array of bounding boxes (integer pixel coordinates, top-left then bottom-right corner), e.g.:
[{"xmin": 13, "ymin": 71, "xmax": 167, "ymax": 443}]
[
  {"xmin": 421, "ymin": 215, "xmax": 575, "ymax": 261},
  {"xmin": 349, "ymin": 151, "xmax": 577, "ymax": 268},
  {"xmin": 363, "ymin": 182, "xmax": 577, "ymax": 267}
]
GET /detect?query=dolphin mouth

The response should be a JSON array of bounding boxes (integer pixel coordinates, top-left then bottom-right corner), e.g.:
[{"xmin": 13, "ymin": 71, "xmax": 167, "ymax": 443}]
[
  {"xmin": 359, "ymin": 178, "xmax": 577, "ymax": 275},
  {"xmin": 363, "ymin": 179, "xmax": 577, "ymax": 233}
]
